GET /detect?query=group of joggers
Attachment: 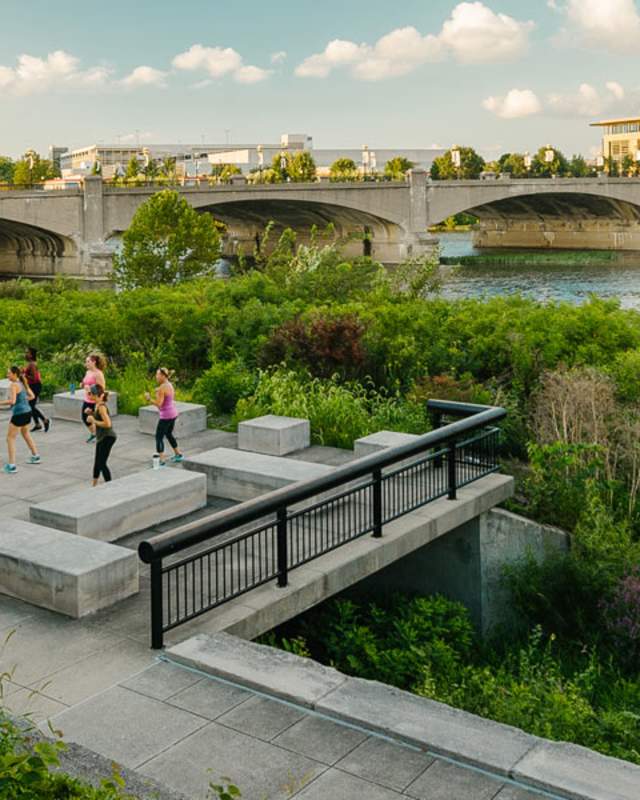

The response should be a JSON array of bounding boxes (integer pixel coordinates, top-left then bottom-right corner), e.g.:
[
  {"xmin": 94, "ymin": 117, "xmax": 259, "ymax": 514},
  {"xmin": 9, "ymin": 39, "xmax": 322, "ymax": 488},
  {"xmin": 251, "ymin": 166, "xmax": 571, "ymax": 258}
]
[{"xmin": 0, "ymin": 350, "xmax": 183, "ymax": 484}]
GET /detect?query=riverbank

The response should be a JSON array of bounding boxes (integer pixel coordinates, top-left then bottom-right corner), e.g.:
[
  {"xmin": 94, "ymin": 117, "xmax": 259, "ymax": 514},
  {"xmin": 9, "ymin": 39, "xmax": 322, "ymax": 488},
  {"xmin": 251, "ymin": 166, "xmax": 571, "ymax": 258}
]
[{"xmin": 441, "ymin": 249, "xmax": 621, "ymax": 267}]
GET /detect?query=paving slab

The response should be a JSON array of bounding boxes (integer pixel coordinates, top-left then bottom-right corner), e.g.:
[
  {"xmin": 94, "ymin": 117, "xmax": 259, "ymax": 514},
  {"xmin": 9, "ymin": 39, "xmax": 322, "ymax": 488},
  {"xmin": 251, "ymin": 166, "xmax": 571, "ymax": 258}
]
[
  {"xmin": 293, "ymin": 767, "xmax": 404, "ymax": 799},
  {"xmin": 216, "ymin": 694, "xmax": 305, "ymax": 741},
  {"xmin": 3, "ymin": 685, "xmax": 68, "ymax": 723},
  {"xmin": 273, "ymin": 714, "xmax": 367, "ymax": 766},
  {"xmin": 139, "ymin": 720, "xmax": 326, "ymax": 800},
  {"xmin": 512, "ymin": 741, "xmax": 640, "ymax": 800},
  {"xmin": 405, "ymin": 758, "xmax": 504, "ymax": 800},
  {"xmin": 494, "ymin": 787, "xmax": 547, "ymax": 800},
  {"xmin": 335, "ymin": 735, "xmax": 434, "ymax": 792},
  {"xmin": 167, "ymin": 632, "xmax": 348, "ymax": 708},
  {"xmin": 166, "ymin": 676, "xmax": 251, "ymax": 720},
  {"xmin": 46, "ymin": 685, "xmax": 208, "ymax": 769},
  {"xmin": 315, "ymin": 676, "xmax": 537, "ymax": 776},
  {"xmin": 30, "ymin": 637, "xmax": 154, "ymax": 706},
  {"xmin": 121, "ymin": 660, "xmax": 203, "ymax": 701}
]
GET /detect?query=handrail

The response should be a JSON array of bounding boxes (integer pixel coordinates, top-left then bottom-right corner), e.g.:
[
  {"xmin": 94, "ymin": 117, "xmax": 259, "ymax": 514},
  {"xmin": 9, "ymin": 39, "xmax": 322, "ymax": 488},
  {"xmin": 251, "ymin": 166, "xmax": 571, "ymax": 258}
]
[{"xmin": 138, "ymin": 400, "xmax": 505, "ymax": 564}]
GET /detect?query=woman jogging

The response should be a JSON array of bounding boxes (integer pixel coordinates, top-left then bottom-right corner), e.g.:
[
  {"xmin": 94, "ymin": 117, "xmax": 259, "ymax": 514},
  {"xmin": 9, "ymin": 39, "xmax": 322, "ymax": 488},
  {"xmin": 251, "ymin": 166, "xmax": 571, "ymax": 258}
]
[
  {"xmin": 85, "ymin": 384, "xmax": 116, "ymax": 486},
  {"xmin": 80, "ymin": 353, "xmax": 106, "ymax": 443},
  {"xmin": 1, "ymin": 366, "xmax": 40, "ymax": 474},
  {"xmin": 24, "ymin": 347, "xmax": 50, "ymax": 433},
  {"xmin": 144, "ymin": 368, "xmax": 183, "ymax": 465}
]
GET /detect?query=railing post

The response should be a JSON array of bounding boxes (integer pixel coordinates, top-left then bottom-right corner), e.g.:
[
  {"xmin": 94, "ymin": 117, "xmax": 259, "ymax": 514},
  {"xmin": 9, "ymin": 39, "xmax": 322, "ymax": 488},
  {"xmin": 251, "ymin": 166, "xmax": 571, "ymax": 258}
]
[
  {"xmin": 372, "ymin": 468, "xmax": 382, "ymax": 538},
  {"xmin": 447, "ymin": 439, "xmax": 457, "ymax": 500},
  {"xmin": 277, "ymin": 506, "xmax": 288, "ymax": 587},
  {"xmin": 150, "ymin": 559, "xmax": 164, "ymax": 650}
]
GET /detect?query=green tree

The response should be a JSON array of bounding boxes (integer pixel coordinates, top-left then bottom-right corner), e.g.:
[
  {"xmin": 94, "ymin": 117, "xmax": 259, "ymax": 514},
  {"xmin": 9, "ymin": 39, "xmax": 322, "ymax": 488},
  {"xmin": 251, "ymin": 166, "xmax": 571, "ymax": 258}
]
[
  {"xmin": 288, "ymin": 151, "xmax": 317, "ymax": 182},
  {"xmin": 621, "ymin": 154, "xmax": 635, "ymax": 177},
  {"xmin": 160, "ymin": 156, "xmax": 177, "ymax": 179},
  {"xmin": 90, "ymin": 161, "xmax": 102, "ymax": 176},
  {"xmin": 498, "ymin": 153, "xmax": 529, "ymax": 178},
  {"xmin": 12, "ymin": 153, "xmax": 57, "ymax": 186},
  {"xmin": 430, "ymin": 147, "xmax": 485, "ymax": 180},
  {"xmin": 329, "ymin": 157, "xmax": 359, "ymax": 182},
  {"xmin": 143, "ymin": 158, "xmax": 159, "ymax": 179},
  {"xmin": 604, "ymin": 156, "xmax": 619, "ymax": 177},
  {"xmin": 271, "ymin": 152, "xmax": 289, "ymax": 182},
  {"xmin": 125, "ymin": 156, "xmax": 140, "ymax": 179},
  {"xmin": 568, "ymin": 154, "xmax": 590, "ymax": 178},
  {"xmin": 384, "ymin": 156, "xmax": 414, "ymax": 180},
  {"xmin": 112, "ymin": 190, "xmax": 222, "ymax": 288},
  {"xmin": 212, "ymin": 163, "xmax": 242, "ymax": 183},
  {"xmin": 0, "ymin": 156, "xmax": 15, "ymax": 183},
  {"xmin": 530, "ymin": 145, "xmax": 569, "ymax": 177}
]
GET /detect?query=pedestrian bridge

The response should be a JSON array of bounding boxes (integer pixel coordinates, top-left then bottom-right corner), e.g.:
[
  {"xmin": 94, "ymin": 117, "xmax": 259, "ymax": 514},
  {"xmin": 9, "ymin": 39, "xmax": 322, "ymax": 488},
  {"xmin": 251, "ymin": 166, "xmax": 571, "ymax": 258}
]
[{"xmin": 3, "ymin": 174, "xmax": 640, "ymax": 280}]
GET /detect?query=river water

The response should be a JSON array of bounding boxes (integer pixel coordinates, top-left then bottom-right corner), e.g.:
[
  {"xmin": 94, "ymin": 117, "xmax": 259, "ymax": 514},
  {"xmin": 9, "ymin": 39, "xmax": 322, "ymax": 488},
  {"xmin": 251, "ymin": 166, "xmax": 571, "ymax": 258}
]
[{"xmin": 438, "ymin": 233, "xmax": 640, "ymax": 310}]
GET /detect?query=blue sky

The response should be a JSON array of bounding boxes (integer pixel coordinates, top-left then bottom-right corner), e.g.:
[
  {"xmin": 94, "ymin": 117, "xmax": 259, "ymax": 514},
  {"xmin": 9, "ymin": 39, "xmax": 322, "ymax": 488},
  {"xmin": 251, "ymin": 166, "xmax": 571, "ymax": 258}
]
[{"xmin": 0, "ymin": 0, "xmax": 637, "ymax": 158}]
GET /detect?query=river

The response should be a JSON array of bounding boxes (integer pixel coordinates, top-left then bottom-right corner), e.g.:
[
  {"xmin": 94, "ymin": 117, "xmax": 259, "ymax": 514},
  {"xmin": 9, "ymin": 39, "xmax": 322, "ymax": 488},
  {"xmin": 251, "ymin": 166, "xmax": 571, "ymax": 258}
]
[{"xmin": 438, "ymin": 233, "xmax": 640, "ymax": 310}]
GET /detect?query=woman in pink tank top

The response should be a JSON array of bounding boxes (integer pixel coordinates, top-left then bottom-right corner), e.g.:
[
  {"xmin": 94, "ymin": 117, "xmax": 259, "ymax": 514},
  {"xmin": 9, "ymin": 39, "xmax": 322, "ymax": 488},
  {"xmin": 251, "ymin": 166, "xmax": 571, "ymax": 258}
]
[
  {"xmin": 144, "ymin": 368, "xmax": 183, "ymax": 465},
  {"xmin": 80, "ymin": 353, "xmax": 106, "ymax": 443}
]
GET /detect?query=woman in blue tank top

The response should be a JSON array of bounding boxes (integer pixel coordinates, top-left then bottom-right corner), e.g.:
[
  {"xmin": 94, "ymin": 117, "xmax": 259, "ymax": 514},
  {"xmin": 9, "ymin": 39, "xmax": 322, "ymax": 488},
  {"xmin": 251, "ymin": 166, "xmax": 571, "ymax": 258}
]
[{"xmin": 0, "ymin": 366, "xmax": 41, "ymax": 474}]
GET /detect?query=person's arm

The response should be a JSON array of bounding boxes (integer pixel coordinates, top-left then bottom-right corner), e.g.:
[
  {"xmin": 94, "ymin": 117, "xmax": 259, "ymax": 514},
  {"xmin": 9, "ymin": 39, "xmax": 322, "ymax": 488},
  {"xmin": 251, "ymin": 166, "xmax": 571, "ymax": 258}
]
[
  {"xmin": 87, "ymin": 405, "xmax": 111, "ymax": 428},
  {"xmin": 145, "ymin": 385, "xmax": 165, "ymax": 409},
  {"xmin": 0, "ymin": 384, "xmax": 18, "ymax": 407}
]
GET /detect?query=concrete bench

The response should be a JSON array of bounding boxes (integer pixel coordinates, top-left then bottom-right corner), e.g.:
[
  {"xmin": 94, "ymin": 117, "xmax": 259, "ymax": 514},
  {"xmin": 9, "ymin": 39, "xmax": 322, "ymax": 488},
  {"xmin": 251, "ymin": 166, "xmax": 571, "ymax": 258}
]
[
  {"xmin": 183, "ymin": 447, "xmax": 333, "ymax": 501},
  {"xmin": 0, "ymin": 379, "xmax": 10, "ymax": 402},
  {"xmin": 0, "ymin": 519, "xmax": 138, "ymax": 617},
  {"xmin": 30, "ymin": 468, "xmax": 207, "ymax": 542},
  {"xmin": 53, "ymin": 390, "xmax": 118, "ymax": 421},
  {"xmin": 354, "ymin": 430, "xmax": 423, "ymax": 473},
  {"xmin": 238, "ymin": 415, "xmax": 310, "ymax": 456},
  {"xmin": 138, "ymin": 402, "xmax": 207, "ymax": 438}
]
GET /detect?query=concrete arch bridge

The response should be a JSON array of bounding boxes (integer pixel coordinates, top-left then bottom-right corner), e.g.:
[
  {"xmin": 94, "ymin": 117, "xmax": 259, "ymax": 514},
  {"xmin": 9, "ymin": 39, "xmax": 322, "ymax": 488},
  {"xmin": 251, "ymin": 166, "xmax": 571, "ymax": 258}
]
[{"xmin": 2, "ymin": 173, "xmax": 640, "ymax": 281}]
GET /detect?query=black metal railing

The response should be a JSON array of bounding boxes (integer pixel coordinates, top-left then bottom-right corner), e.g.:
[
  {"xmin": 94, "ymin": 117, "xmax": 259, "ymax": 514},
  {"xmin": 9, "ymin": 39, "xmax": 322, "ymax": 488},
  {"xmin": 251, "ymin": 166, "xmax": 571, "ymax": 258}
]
[{"xmin": 138, "ymin": 400, "xmax": 506, "ymax": 648}]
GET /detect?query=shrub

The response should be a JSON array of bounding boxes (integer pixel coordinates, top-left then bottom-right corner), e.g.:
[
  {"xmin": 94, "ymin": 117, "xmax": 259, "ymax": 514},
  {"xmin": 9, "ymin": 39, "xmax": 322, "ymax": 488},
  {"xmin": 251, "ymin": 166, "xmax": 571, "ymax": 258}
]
[
  {"xmin": 259, "ymin": 314, "xmax": 367, "ymax": 380},
  {"xmin": 603, "ymin": 568, "xmax": 640, "ymax": 668},
  {"xmin": 192, "ymin": 360, "xmax": 257, "ymax": 415}
]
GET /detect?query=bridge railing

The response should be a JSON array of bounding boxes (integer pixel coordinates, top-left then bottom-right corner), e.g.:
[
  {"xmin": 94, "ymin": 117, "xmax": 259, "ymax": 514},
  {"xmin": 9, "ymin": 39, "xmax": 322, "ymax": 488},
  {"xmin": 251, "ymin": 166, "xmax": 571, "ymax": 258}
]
[{"xmin": 138, "ymin": 399, "xmax": 506, "ymax": 649}]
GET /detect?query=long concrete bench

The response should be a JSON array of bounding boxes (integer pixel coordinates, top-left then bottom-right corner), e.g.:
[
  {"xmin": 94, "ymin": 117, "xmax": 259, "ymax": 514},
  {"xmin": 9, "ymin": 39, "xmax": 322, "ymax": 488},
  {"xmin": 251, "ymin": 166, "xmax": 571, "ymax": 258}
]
[
  {"xmin": 138, "ymin": 401, "xmax": 207, "ymax": 437},
  {"xmin": 0, "ymin": 378, "xmax": 10, "ymax": 402},
  {"xmin": 30, "ymin": 468, "xmax": 207, "ymax": 542},
  {"xmin": 53, "ymin": 390, "xmax": 118, "ymax": 421},
  {"xmin": 0, "ymin": 519, "xmax": 138, "ymax": 617},
  {"xmin": 183, "ymin": 447, "xmax": 334, "ymax": 501},
  {"xmin": 354, "ymin": 430, "xmax": 423, "ymax": 472}
]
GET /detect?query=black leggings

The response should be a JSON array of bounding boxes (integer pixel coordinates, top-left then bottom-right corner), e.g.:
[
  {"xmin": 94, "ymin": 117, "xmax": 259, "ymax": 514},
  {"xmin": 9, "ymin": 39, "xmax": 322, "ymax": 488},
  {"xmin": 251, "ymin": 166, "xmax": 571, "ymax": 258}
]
[
  {"xmin": 93, "ymin": 437, "xmax": 116, "ymax": 481},
  {"xmin": 156, "ymin": 418, "xmax": 178, "ymax": 453},
  {"xmin": 82, "ymin": 401, "xmax": 95, "ymax": 429},
  {"xmin": 29, "ymin": 382, "xmax": 46, "ymax": 425}
]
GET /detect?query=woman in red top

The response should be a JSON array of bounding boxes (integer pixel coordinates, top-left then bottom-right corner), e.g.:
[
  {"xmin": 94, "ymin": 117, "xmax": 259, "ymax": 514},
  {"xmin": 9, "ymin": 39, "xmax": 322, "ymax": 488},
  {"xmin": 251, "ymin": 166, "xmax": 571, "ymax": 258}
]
[{"xmin": 24, "ymin": 348, "xmax": 50, "ymax": 433}]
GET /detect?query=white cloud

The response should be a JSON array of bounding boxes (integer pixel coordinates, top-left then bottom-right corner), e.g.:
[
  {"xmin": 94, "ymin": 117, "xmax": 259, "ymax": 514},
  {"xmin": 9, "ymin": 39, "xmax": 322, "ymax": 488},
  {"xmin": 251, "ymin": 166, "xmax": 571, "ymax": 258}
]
[
  {"xmin": 295, "ymin": 2, "xmax": 533, "ymax": 81},
  {"xmin": 483, "ymin": 88, "xmax": 542, "ymax": 119},
  {"xmin": 605, "ymin": 81, "xmax": 625, "ymax": 100},
  {"xmin": 172, "ymin": 43, "xmax": 270, "ymax": 84},
  {"xmin": 558, "ymin": 0, "xmax": 640, "ymax": 53},
  {"xmin": 438, "ymin": 2, "xmax": 534, "ymax": 63},
  {"xmin": 546, "ymin": 81, "xmax": 628, "ymax": 117},
  {"xmin": 270, "ymin": 51, "xmax": 287, "ymax": 65},
  {"xmin": 121, "ymin": 65, "xmax": 167, "ymax": 88},
  {"xmin": 0, "ymin": 50, "xmax": 112, "ymax": 95}
]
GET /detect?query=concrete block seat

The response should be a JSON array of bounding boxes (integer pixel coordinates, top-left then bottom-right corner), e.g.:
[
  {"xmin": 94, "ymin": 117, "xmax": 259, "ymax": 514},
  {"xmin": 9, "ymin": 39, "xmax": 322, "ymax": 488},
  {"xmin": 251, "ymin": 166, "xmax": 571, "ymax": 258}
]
[
  {"xmin": 0, "ymin": 519, "xmax": 138, "ymax": 617},
  {"xmin": 238, "ymin": 415, "xmax": 310, "ymax": 456},
  {"xmin": 0, "ymin": 378, "xmax": 10, "ymax": 401},
  {"xmin": 138, "ymin": 402, "xmax": 207, "ymax": 437},
  {"xmin": 30, "ymin": 468, "xmax": 207, "ymax": 542},
  {"xmin": 183, "ymin": 447, "xmax": 334, "ymax": 501},
  {"xmin": 54, "ymin": 390, "xmax": 118, "ymax": 421}
]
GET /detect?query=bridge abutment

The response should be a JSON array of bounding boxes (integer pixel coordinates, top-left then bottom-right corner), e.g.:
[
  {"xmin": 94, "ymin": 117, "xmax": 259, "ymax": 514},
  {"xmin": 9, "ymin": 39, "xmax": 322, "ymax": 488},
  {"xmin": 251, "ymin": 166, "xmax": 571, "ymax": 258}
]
[{"xmin": 474, "ymin": 218, "xmax": 640, "ymax": 250}]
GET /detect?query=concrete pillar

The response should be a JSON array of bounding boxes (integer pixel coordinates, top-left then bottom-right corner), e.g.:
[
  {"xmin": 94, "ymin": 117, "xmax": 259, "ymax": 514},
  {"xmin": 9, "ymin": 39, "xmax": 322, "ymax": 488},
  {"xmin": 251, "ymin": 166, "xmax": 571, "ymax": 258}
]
[
  {"xmin": 405, "ymin": 169, "xmax": 438, "ymax": 259},
  {"xmin": 83, "ymin": 175, "xmax": 105, "ymax": 245}
]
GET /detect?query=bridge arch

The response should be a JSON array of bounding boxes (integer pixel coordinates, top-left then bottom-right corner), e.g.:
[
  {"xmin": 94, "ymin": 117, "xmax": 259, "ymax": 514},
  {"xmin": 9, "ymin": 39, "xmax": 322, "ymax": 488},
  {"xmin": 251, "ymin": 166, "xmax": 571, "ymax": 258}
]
[{"xmin": 0, "ymin": 218, "xmax": 79, "ymax": 277}]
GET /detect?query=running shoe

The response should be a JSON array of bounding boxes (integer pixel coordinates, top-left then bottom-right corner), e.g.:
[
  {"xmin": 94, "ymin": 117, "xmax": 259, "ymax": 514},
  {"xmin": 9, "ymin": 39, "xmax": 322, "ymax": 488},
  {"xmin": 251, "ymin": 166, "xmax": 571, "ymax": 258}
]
[
  {"xmin": 30, "ymin": 425, "xmax": 43, "ymax": 432},
  {"xmin": 158, "ymin": 460, "xmax": 167, "ymax": 468},
  {"xmin": 2, "ymin": 464, "xmax": 17, "ymax": 474},
  {"xmin": 26, "ymin": 455, "xmax": 41, "ymax": 464},
  {"xmin": 86, "ymin": 434, "xmax": 96, "ymax": 444},
  {"xmin": 44, "ymin": 419, "xmax": 51, "ymax": 433},
  {"xmin": 170, "ymin": 454, "xmax": 184, "ymax": 463}
]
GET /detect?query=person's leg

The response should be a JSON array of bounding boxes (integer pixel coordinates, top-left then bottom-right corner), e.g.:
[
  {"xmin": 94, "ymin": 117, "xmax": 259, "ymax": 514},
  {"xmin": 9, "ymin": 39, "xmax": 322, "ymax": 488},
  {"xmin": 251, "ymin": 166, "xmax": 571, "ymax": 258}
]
[
  {"xmin": 101, "ymin": 437, "xmax": 115, "ymax": 482},
  {"xmin": 155, "ymin": 419, "xmax": 167, "ymax": 462},
  {"xmin": 29, "ymin": 398, "xmax": 44, "ymax": 429},
  {"xmin": 6, "ymin": 423, "xmax": 17, "ymax": 465},
  {"xmin": 92, "ymin": 439, "xmax": 110, "ymax": 485},
  {"xmin": 20, "ymin": 426, "xmax": 38, "ymax": 458},
  {"xmin": 166, "ymin": 419, "xmax": 183, "ymax": 461}
]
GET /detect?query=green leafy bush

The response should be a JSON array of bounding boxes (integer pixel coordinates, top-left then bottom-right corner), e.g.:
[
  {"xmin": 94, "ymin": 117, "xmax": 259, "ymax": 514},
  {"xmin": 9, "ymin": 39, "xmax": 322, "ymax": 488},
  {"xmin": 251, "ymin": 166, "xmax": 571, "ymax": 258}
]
[{"xmin": 192, "ymin": 360, "xmax": 257, "ymax": 415}]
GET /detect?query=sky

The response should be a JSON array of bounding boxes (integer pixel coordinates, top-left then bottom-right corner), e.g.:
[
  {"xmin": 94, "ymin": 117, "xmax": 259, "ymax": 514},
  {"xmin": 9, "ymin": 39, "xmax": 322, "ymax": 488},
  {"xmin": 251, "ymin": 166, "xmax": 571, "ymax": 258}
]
[{"xmin": 0, "ymin": 0, "xmax": 638, "ymax": 159}]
